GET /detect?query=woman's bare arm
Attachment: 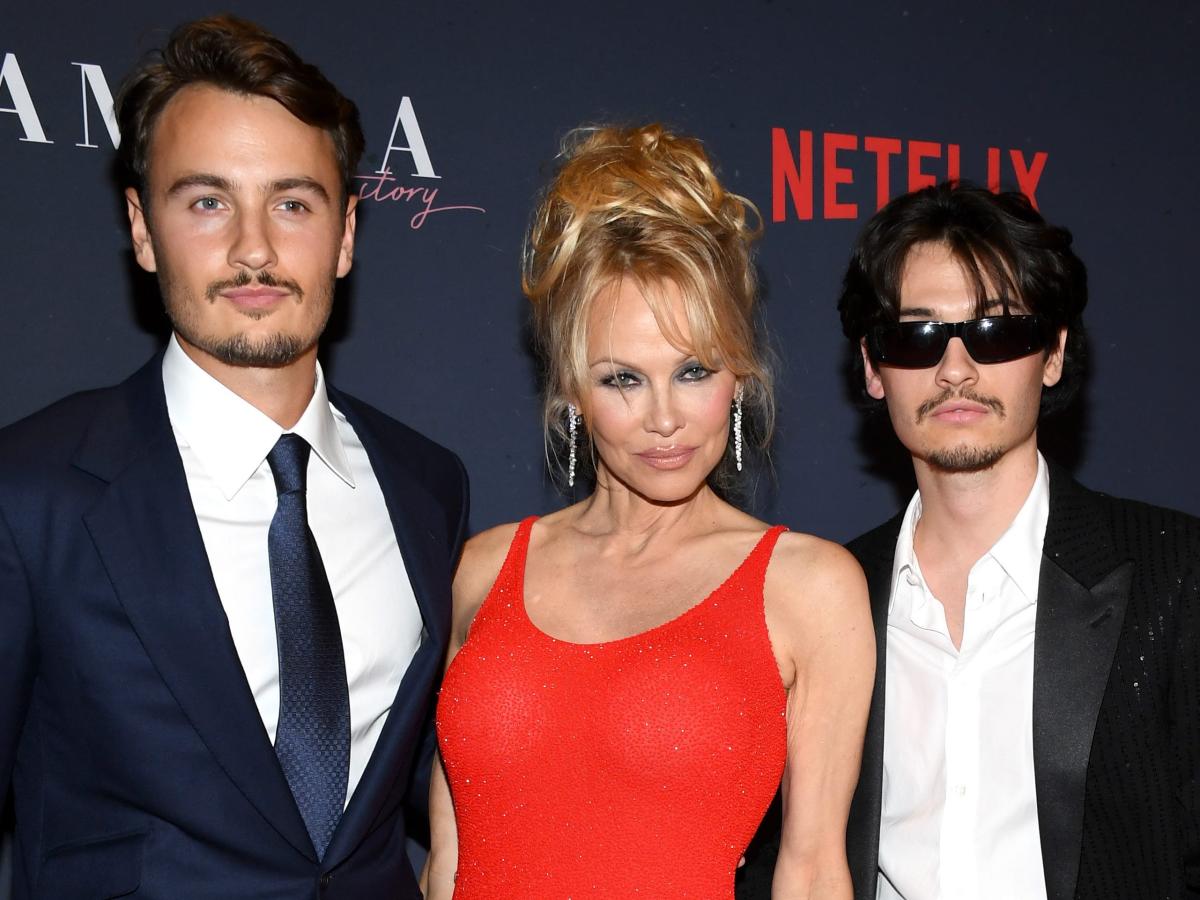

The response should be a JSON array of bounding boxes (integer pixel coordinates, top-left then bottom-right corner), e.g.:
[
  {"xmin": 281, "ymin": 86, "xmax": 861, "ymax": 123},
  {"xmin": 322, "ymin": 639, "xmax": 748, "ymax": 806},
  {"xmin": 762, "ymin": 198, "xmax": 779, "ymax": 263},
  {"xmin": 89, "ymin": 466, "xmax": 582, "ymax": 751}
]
[
  {"xmin": 420, "ymin": 523, "xmax": 520, "ymax": 899},
  {"xmin": 765, "ymin": 535, "xmax": 874, "ymax": 900}
]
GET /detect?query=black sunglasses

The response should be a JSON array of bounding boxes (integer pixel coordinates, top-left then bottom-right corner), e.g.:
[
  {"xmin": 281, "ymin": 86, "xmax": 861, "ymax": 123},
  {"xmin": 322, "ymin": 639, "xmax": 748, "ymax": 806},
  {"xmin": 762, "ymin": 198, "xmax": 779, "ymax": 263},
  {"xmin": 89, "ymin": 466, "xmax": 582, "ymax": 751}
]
[{"xmin": 866, "ymin": 315, "xmax": 1056, "ymax": 369}]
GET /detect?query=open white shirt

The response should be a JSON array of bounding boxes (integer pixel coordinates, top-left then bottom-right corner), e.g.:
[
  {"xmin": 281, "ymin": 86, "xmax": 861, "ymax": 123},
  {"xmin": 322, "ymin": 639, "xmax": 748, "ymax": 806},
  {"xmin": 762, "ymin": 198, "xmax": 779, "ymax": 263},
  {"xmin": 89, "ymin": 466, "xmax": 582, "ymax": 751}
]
[
  {"xmin": 161, "ymin": 335, "xmax": 423, "ymax": 805},
  {"xmin": 878, "ymin": 454, "xmax": 1050, "ymax": 900}
]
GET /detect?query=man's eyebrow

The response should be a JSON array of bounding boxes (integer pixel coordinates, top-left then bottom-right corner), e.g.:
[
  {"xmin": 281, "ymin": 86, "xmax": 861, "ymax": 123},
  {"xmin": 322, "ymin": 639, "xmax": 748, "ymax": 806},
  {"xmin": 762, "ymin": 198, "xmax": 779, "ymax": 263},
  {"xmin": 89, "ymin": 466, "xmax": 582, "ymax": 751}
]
[
  {"xmin": 898, "ymin": 306, "xmax": 939, "ymax": 319},
  {"xmin": 165, "ymin": 173, "xmax": 236, "ymax": 197},
  {"xmin": 269, "ymin": 177, "xmax": 331, "ymax": 203},
  {"xmin": 898, "ymin": 298, "xmax": 1021, "ymax": 320}
]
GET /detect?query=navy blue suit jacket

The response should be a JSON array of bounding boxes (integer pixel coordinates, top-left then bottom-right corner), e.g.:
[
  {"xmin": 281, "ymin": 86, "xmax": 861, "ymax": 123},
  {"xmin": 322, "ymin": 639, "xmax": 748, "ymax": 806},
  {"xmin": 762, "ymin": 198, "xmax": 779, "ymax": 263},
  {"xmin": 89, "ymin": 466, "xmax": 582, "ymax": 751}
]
[{"xmin": 0, "ymin": 355, "xmax": 468, "ymax": 899}]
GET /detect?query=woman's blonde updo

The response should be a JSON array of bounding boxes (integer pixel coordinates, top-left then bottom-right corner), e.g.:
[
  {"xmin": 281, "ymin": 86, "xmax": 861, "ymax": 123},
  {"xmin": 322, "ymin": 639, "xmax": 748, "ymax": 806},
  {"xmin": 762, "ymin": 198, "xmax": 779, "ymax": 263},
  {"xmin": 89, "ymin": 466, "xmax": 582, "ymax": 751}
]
[{"xmin": 522, "ymin": 123, "xmax": 774, "ymax": 493}]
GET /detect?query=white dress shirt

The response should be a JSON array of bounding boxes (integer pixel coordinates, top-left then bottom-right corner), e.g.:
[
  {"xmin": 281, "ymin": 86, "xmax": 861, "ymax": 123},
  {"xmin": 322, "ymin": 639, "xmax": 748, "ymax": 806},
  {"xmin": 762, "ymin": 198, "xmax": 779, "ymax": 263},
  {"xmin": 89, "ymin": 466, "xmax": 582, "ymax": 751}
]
[
  {"xmin": 162, "ymin": 335, "xmax": 423, "ymax": 805},
  {"xmin": 878, "ymin": 454, "xmax": 1050, "ymax": 900}
]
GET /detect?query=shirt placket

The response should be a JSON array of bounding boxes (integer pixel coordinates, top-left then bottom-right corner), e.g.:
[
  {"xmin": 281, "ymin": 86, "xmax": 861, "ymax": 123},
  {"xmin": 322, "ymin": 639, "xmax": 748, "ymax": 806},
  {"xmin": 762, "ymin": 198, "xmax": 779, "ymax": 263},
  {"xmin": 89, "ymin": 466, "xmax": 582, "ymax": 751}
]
[{"xmin": 939, "ymin": 581, "xmax": 983, "ymax": 899}]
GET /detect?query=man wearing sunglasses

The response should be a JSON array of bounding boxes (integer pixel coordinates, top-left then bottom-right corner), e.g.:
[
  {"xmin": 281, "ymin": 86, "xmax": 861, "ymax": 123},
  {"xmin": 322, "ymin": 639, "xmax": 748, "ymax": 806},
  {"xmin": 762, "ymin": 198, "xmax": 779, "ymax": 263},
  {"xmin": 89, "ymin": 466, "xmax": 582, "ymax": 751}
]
[{"xmin": 835, "ymin": 182, "xmax": 1199, "ymax": 900}]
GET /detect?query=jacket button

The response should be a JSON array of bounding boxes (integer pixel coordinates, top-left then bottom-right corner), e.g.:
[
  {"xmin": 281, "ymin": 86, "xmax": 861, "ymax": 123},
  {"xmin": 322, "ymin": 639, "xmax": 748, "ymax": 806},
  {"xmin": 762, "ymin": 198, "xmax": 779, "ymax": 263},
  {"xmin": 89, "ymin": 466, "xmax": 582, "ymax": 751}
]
[{"xmin": 319, "ymin": 873, "xmax": 332, "ymax": 890}]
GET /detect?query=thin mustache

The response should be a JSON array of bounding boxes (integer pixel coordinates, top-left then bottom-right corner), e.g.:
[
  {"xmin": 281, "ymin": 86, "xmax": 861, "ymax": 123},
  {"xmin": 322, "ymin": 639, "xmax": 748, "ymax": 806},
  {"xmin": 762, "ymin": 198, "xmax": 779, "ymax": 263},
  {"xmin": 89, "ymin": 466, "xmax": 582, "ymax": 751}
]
[
  {"xmin": 916, "ymin": 389, "xmax": 1005, "ymax": 422},
  {"xmin": 206, "ymin": 270, "xmax": 304, "ymax": 302}
]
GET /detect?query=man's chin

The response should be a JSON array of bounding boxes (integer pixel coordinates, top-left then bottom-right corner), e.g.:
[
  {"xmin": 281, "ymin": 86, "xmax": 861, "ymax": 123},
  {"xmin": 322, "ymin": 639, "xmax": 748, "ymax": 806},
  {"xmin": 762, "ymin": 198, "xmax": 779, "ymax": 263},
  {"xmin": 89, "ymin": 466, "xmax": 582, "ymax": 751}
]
[
  {"xmin": 179, "ymin": 330, "xmax": 312, "ymax": 369},
  {"xmin": 925, "ymin": 444, "xmax": 1004, "ymax": 473}
]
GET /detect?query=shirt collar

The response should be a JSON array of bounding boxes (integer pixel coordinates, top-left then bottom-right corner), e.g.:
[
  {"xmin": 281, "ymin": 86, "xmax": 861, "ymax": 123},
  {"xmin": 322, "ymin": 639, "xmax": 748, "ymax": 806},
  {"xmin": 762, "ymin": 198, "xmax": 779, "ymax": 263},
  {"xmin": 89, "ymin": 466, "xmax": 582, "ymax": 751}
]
[
  {"xmin": 161, "ymin": 334, "xmax": 355, "ymax": 500},
  {"xmin": 889, "ymin": 491, "xmax": 925, "ymax": 616},
  {"xmin": 889, "ymin": 452, "xmax": 1051, "ymax": 613},
  {"xmin": 986, "ymin": 452, "xmax": 1050, "ymax": 604}
]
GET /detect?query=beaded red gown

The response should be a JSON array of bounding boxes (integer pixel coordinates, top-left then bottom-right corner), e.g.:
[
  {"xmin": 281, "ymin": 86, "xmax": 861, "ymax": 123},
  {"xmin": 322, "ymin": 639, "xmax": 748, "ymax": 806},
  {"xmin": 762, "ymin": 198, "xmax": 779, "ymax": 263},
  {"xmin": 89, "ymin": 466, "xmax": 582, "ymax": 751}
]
[{"xmin": 436, "ymin": 517, "xmax": 788, "ymax": 898}]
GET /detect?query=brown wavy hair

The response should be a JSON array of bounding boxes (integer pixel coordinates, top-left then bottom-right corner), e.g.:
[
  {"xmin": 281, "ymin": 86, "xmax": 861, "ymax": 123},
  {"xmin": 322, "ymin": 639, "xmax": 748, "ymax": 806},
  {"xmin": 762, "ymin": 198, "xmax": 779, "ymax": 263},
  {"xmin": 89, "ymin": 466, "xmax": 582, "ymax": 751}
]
[
  {"xmin": 523, "ymin": 123, "xmax": 773, "ymax": 491},
  {"xmin": 837, "ymin": 181, "xmax": 1087, "ymax": 418},
  {"xmin": 115, "ymin": 14, "xmax": 364, "ymax": 205}
]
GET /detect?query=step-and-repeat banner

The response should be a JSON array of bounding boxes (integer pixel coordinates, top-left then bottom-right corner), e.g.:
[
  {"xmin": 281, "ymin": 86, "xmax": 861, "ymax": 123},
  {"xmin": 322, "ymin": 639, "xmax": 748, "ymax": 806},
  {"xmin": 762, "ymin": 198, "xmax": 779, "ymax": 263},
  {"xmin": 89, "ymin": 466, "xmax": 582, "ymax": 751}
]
[{"xmin": 2, "ymin": 0, "xmax": 1197, "ymax": 888}]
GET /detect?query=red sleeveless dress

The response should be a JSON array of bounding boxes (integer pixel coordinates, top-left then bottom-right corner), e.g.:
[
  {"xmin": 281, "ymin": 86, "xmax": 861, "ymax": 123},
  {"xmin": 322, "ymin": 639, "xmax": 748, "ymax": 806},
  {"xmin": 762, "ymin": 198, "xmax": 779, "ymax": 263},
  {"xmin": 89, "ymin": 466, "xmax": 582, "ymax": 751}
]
[{"xmin": 436, "ymin": 518, "xmax": 788, "ymax": 898}]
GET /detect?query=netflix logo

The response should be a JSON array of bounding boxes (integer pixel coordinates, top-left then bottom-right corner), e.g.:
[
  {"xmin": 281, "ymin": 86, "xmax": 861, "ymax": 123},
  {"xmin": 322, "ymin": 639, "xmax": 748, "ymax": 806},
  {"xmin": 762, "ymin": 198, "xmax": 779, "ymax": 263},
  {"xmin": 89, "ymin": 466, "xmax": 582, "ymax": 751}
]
[{"xmin": 770, "ymin": 128, "xmax": 1049, "ymax": 222}]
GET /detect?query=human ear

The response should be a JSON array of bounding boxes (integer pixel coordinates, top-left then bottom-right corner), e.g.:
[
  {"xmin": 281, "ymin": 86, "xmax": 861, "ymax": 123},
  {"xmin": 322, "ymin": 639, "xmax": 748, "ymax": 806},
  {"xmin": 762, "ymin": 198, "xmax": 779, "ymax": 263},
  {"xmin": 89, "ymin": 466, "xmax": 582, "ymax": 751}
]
[
  {"xmin": 861, "ymin": 339, "xmax": 886, "ymax": 400},
  {"xmin": 1042, "ymin": 326, "xmax": 1068, "ymax": 387},
  {"xmin": 125, "ymin": 188, "xmax": 157, "ymax": 273},
  {"xmin": 336, "ymin": 194, "xmax": 357, "ymax": 278}
]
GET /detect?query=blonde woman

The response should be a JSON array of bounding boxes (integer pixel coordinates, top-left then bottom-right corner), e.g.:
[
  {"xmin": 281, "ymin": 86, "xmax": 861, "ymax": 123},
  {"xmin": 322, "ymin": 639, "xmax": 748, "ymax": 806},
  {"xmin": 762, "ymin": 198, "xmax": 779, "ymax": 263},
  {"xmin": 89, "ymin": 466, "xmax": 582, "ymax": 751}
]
[{"xmin": 424, "ymin": 125, "xmax": 872, "ymax": 899}]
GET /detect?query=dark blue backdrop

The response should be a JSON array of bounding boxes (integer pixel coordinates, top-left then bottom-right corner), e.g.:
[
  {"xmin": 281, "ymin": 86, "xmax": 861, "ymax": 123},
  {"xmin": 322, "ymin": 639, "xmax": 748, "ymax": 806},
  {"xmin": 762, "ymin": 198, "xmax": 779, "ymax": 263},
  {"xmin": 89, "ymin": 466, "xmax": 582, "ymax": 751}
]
[{"xmin": 2, "ymin": 0, "xmax": 1197, "ymax": 892}]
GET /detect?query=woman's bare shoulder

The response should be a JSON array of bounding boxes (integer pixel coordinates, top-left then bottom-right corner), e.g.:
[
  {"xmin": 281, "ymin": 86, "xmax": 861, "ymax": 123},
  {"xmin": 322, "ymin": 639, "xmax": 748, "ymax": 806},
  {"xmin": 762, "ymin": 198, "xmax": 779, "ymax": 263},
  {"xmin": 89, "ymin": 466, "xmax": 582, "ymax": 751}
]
[
  {"xmin": 770, "ymin": 530, "xmax": 864, "ymax": 582},
  {"xmin": 450, "ymin": 521, "xmax": 525, "ymax": 637},
  {"xmin": 765, "ymin": 530, "xmax": 870, "ymax": 622},
  {"xmin": 460, "ymin": 521, "xmax": 522, "ymax": 564},
  {"xmin": 764, "ymin": 530, "xmax": 872, "ymax": 688}
]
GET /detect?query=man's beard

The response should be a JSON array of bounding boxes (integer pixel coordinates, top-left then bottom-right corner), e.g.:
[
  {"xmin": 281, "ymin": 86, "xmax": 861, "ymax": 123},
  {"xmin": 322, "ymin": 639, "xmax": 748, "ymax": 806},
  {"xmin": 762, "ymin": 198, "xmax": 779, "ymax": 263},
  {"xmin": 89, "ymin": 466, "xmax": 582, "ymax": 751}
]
[
  {"xmin": 160, "ymin": 267, "xmax": 330, "ymax": 368},
  {"xmin": 926, "ymin": 444, "xmax": 1004, "ymax": 472},
  {"xmin": 199, "ymin": 331, "xmax": 309, "ymax": 367},
  {"xmin": 916, "ymin": 387, "xmax": 1006, "ymax": 473}
]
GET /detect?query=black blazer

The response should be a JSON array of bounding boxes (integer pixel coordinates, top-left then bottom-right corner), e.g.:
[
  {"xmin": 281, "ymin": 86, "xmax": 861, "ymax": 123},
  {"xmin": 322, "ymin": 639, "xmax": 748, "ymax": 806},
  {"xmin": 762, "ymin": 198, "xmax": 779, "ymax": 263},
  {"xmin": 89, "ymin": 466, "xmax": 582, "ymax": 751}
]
[
  {"xmin": 0, "ymin": 355, "xmax": 468, "ymax": 900},
  {"xmin": 847, "ymin": 466, "xmax": 1200, "ymax": 900},
  {"xmin": 738, "ymin": 466, "xmax": 1200, "ymax": 900}
]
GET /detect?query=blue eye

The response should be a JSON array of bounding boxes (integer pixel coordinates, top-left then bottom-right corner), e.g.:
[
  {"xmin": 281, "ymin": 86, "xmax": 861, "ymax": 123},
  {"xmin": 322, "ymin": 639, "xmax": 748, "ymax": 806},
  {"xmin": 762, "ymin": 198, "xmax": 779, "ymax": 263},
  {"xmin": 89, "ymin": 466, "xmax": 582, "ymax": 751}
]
[
  {"xmin": 599, "ymin": 371, "xmax": 640, "ymax": 388},
  {"xmin": 193, "ymin": 196, "xmax": 222, "ymax": 211},
  {"xmin": 678, "ymin": 364, "xmax": 712, "ymax": 381}
]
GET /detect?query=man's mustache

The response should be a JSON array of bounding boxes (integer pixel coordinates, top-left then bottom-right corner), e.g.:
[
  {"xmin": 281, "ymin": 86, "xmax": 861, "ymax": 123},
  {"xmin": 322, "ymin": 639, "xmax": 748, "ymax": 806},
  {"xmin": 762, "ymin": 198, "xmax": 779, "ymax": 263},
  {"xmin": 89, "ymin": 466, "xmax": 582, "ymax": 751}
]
[
  {"xmin": 206, "ymin": 270, "xmax": 305, "ymax": 302},
  {"xmin": 916, "ymin": 388, "xmax": 1005, "ymax": 423}
]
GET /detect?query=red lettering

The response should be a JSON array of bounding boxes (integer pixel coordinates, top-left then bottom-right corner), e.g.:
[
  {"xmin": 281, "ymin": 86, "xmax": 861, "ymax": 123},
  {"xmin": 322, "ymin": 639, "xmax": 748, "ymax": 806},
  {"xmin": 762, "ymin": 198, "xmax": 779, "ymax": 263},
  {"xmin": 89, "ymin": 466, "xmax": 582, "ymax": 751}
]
[
  {"xmin": 771, "ymin": 128, "xmax": 813, "ymax": 221},
  {"xmin": 864, "ymin": 136, "xmax": 902, "ymax": 210},
  {"xmin": 987, "ymin": 147, "xmax": 1001, "ymax": 193},
  {"xmin": 907, "ymin": 140, "xmax": 941, "ymax": 191},
  {"xmin": 823, "ymin": 132, "xmax": 858, "ymax": 219},
  {"xmin": 1010, "ymin": 150, "xmax": 1048, "ymax": 209},
  {"xmin": 769, "ymin": 128, "xmax": 1052, "ymax": 221}
]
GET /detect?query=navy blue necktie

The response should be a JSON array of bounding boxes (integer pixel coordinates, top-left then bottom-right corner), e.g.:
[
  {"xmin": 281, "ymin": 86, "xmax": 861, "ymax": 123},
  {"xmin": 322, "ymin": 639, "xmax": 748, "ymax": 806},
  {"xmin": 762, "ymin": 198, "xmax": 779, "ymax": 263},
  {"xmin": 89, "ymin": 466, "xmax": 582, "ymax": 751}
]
[{"xmin": 266, "ymin": 434, "xmax": 350, "ymax": 860}]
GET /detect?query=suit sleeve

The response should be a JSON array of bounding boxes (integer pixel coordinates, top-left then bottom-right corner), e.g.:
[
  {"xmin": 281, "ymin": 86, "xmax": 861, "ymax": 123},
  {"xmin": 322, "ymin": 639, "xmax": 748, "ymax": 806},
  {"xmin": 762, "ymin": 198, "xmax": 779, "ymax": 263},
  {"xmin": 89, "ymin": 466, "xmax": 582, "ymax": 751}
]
[
  {"xmin": 448, "ymin": 453, "xmax": 470, "ymax": 561},
  {"xmin": 0, "ymin": 504, "xmax": 36, "ymax": 805},
  {"xmin": 405, "ymin": 452, "xmax": 470, "ymax": 843},
  {"xmin": 1175, "ymin": 559, "xmax": 1200, "ymax": 896}
]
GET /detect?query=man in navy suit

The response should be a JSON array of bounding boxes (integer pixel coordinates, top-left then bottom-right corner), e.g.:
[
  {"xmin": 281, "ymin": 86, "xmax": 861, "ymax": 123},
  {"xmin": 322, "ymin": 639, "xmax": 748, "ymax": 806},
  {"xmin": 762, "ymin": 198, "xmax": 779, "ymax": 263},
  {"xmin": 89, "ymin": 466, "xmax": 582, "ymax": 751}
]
[{"xmin": 0, "ymin": 15, "xmax": 467, "ymax": 898}]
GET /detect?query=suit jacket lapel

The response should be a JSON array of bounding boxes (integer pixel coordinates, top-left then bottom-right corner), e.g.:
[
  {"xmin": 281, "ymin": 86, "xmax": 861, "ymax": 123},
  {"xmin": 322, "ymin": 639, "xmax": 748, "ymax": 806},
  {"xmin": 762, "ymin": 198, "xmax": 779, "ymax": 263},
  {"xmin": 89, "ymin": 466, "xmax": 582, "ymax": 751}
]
[
  {"xmin": 845, "ymin": 467, "xmax": 1132, "ymax": 900},
  {"xmin": 331, "ymin": 388, "xmax": 449, "ymax": 651},
  {"xmin": 323, "ymin": 388, "xmax": 453, "ymax": 866},
  {"xmin": 846, "ymin": 514, "xmax": 903, "ymax": 900},
  {"xmin": 74, "ymin": 357, "xmax": 316, "ymax": 860},
  {"xmin": 1033, "ymin": 465, "xmax": 1131, "ymax": 900}
]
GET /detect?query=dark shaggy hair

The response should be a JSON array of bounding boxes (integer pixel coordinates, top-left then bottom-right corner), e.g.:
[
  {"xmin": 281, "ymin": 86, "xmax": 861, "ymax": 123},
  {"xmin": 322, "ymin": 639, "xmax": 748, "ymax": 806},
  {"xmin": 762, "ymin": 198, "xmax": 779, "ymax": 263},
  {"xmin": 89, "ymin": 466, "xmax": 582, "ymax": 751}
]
[
  {"xmin": 115, "ymin": 14, "xmax": 364, "ymax": 204},
  {"xmin": 837, "ymin": 181, "xmax": 1088, "ymax": 418}
]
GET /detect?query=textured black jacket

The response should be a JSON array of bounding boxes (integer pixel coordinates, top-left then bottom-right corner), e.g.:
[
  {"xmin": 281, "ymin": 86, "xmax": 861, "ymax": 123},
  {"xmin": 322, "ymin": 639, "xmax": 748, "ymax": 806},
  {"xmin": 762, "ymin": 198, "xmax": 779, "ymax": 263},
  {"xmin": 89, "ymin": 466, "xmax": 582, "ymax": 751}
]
[{"xmin": 738, "ymin": 465, "xmax": 1200, "ymax": 900}]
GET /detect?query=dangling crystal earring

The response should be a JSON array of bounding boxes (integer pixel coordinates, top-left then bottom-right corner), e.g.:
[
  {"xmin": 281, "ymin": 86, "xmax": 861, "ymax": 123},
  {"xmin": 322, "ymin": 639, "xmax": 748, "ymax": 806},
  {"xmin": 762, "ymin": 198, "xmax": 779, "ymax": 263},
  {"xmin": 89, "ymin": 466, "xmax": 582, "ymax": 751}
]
[
  {"xmin": 567, "ymin": 403, "xmax": 579, "ymax": 487},
  {"xmin": 732, "ymin": 386, "xmax": 744, "ymax": 473}
]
